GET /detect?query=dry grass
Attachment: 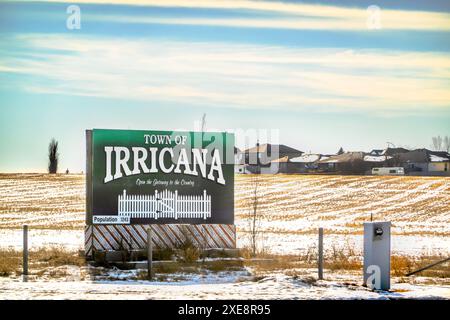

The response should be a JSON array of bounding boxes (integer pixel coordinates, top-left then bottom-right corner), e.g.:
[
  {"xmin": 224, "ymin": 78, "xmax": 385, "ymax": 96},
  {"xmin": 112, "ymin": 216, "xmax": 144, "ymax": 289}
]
[
  {"xmin": 203, "ymin": 260, "xmax": 244, "ymax": 272},
  {"xmin": 239, "ymin": 245, "xmax": 449, "ymax": 281},
  {"xmin": 240, "ymin": 245, "xmax": 361, "ymax": 276},
  {"xmin": 391, "ymin": 254, "xmax": 450, "ymax": 278},
  {"xmin": 325, "ymin": 244, "xmax": 362, "ymax": 271},
  {"xmin": 151, "ymin": 261, "xmax": 183, "ymax": 274},
  {"xmin": 175, "ymin": 229, "xmax": 201, "ymax": 263},
  {"xmin": 0, "ymin": 248, "xmax": 22, "ymax": 276},
  {"xmin": 1, "ymin": 245, "xmax": 447, "ymax": 284},
  {"xmin": 30, "ymin": 247, "xmax": 85, "ymax": 267},
  {"xmin": 0, "ymin": 247, "xmax": 85, "ymax": 277},
  {"xmin": 152, "ymin": 247, "xmax": 175, "ymax": 261}
]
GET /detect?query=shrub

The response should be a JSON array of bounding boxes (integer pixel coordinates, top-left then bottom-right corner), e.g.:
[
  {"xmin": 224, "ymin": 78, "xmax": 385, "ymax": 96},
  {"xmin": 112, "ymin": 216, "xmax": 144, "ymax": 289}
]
[
  {"xmin": 153, "ymin": 247, "xmax": 175, "ymax": 261},
  {"xmin": 0, "ymin": 249, "xmax": 21, "ymax": 276}
]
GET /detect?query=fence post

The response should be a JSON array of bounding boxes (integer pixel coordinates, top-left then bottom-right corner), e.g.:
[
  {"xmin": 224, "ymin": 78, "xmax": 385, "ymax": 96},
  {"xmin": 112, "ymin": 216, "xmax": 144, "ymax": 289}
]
[
  {"xmin": 203, "ymin": 190, "xmax": 207, "ymax": 219},
  {"xmin": 147, "ymin": 226, "xmax": 153, "ymax": 280},
  {"xmin": 318, "ymin": 227, "xmax": 323, "ymax": 280},
  {"xmin": 23, "ymin": 225, "xmax": 28, "ymax": 281},
  {"xmin": 174, "ymin": 190, "xmax": 178, "ymax": 220},
  {"xmin": 155, "ymin": 190, "xmax": 159, "ymax": 219}
]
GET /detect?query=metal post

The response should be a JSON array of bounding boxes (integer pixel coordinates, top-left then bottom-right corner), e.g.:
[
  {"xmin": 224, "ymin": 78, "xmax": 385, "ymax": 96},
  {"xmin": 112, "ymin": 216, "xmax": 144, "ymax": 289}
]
[
  {"xmin": 364, "ymin": 222, "xmax": 391, "ymax": 291},
  {"xmin": 318, "ymin": 227, "xmax": 323, "ymax": 280},
  {"xmin": 147, "ymin": 226, "xmax": 153, "ymax": 280},
  {"xmin": 23, "ymin": 225, "xmax": 28, "ymax": 281}
]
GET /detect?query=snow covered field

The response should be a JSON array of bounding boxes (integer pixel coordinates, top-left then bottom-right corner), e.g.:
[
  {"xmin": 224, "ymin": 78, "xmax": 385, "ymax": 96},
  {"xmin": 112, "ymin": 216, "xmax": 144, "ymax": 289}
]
[
  {"xmin": 0, "ymin": 173, "xmax": 449, "ymax": 257},
  {"xmin": 0, "ymin": 173, "xmax": 449, "ymax": 299},
  {"xmin": 1, "ymin": 269, "xmax": 448, "ymax": 300}
]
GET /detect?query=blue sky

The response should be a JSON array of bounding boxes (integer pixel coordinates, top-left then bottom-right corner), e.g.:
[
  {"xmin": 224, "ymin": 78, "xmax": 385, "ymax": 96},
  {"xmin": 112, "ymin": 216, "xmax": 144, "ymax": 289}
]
[{"xmin": 0, "ymin": 0, "xmax": 449, "ymax": 172}]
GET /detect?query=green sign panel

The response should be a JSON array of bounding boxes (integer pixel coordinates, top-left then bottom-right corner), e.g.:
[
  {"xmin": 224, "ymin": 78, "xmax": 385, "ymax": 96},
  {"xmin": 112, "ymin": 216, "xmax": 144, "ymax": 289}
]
[{"xmin": 86, "ymin": 129, "xmax": 234, "ymax": 225}]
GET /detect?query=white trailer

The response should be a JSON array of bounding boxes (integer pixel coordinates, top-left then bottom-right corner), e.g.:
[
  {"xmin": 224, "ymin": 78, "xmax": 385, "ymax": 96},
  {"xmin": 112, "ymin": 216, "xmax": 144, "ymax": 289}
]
[{"xmin": 372, "ymin": 167, "xmax": 405, "ymax": 176}]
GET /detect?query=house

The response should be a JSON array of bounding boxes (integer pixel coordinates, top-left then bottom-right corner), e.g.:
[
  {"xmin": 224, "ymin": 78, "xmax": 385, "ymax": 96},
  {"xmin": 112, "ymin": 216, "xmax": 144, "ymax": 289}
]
[
  {"xmin": 242, "ymin": 143, "xmax": 303, "ymax": 174},
  {"xmin": 243, "ymin": 143, "xmax": 304, "ymax": 164},
  {"xmin": 235, "ymin": 143, "xmax": 449, "ymax": 176},
  {"xmin": 268, "ymin": 156, "xmax": 291, "ymax": 174},
  {"xmin": 234, "ymin": 147, "xmax": 247, "ymax": 174},
  {"xmin": 364, "ymin": 147, "xmax": 411, "ymax": 170},
  {"xmin": 369, "ymin": 147, "xmax": 409, "ymax": 157},
  {"xmin": 318, "ymin": 152, "xmax": 366, "ymax": 174},
  {"xmin": 399, "ymin": 149, "xmax": 450, "ymax": 175},
  {"xmin": 286, "ymin": 154, "xmax": 324, "ymax": 173},
  {"xmin": 428, "ymin": 152, "xmax": 450, "ymax": 173}
]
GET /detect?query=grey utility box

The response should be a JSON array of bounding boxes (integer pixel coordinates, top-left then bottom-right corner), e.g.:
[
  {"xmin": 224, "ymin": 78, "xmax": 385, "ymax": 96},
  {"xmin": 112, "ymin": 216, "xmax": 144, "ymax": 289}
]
[{"xmin": 363, "ymin": 221, "xmax": 391, "ymax": 291}]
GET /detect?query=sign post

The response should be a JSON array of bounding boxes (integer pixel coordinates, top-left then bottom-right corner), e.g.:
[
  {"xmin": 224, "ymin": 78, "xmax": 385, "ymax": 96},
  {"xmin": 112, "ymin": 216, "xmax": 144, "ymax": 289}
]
[
  {"xmin": 23, "ymin": 224, "xmax": 28, "ymax": 281},
  {"xmin": 318, "ymin": 227, "xmax": 323, "ymax": 280},
  {"xmin": 147, "ymin": 226, "xmax": 153, "ymax": 280}
]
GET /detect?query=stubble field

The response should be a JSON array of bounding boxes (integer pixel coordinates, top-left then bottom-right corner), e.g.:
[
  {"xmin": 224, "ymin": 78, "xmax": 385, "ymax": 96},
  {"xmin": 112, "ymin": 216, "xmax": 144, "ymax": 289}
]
[{"xmin": 0, "ymin": 173, "xmax": 449, "ymax": 257}]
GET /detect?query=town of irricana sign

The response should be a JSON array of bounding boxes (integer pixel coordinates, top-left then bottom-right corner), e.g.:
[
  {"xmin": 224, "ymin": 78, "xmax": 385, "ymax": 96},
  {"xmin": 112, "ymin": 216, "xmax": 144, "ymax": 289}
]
[
  {"xmin": 87, "ymin": 128, "xmax": 234, "ymax": 224},
  {"xmin": 85, "ymin": 129, "xmax": 236, "ymax": 256}
]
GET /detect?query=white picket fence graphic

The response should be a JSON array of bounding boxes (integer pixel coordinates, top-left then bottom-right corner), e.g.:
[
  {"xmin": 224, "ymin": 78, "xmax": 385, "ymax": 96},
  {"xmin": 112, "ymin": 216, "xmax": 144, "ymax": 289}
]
[{"xmin": 118, "ymin": 189, "xmax": 211, "ymax": 220}]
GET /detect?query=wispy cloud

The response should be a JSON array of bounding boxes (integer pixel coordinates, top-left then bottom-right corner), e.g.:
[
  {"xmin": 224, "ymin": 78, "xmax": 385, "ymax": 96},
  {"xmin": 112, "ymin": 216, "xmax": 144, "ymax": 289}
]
[
  {"xmin": 1, "ymin": 35, "xmax": 449, "ymax": 114},
  {"xmin": 17, "ymin": 0, "xmax": 450, "ymax": 31}
]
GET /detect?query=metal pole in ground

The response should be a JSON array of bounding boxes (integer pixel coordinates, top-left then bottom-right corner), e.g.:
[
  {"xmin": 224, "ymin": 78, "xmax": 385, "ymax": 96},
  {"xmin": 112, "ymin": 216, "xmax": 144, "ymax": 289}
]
[
  {"xmin": 318, "ymin": 227, "xmax": 324, "ymax": 280},
  {"xmin": 23, "ymin": 224, "xmax": 28, "ymax": 281},
  {"xmin": 147, "ymin": 226, "xmax": 153, "ymax": 280}
]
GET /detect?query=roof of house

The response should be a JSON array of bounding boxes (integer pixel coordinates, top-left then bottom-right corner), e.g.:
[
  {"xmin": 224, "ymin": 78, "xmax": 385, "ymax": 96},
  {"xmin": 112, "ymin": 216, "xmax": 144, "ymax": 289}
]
[
  {"xmin": 319, "ymin": 152, "xmax": 364, "ymax": 163},
  {"xmin": 383, "ymin": 147, "xmax": 410, "ymax": 156},
  {"xmin": 270, "ymin": 156, "xmax": 290, "ymax": 163},
  {"xmin": 429, "ymin": 154, "xmax": 450, "ymax": 162},
  {"xmin": 290, "ymin": 154, "xmax": 321, "ymax": 163},
  {"xmin": 369, "ymin": 147, "xmax": 410, "ymax": 156},
  {"xmin": 426, "ymin": 150, "xmax": 450, "ymax": 162},
  {"xmin": 394, "ymin": 150, "xmax": 426, "ymax": 163},
  {"xmin": 364, "ymin": 155, "xmax": 393, "ymax": 162},
  {"xmin": 244, "ymin": 143, "xmax": 303, "ymax": 155},
  {"xmin": 369, "ymin": 149, "xmax": 385, "ymax": 156},
  {"xmin": 397, "ymin": 149, "xmax": 450, "ymax": 163}
]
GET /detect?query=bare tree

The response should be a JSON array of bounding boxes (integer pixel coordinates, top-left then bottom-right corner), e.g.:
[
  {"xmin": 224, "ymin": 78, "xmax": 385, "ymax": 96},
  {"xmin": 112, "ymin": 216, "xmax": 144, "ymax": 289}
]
[
  {"xmin": 246, "ymin": 175, "xmax": 265, "ymax": 257},
  {"xmin": 432, "ymin": 136, "xmax": 443, "ymax": 151},
  {"xmin": 432, "ymin": 135, "xmax": 450, "ymax": 152},
  {"xmin": 48, "ymin": 138, "xmax": 59, "ymax": 174},
  {"xmin": 444, "ymin": 136, "xmax": 450, "ymax": 153}
]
